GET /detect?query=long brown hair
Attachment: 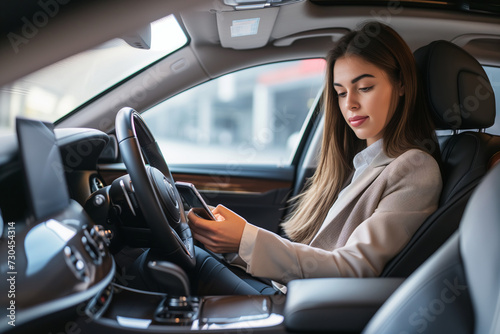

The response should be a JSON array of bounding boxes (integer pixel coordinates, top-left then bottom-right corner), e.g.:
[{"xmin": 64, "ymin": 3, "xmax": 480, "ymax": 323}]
[{"xmin": 282, "ymin": 21, "xmax": 439, "ymax": 244}]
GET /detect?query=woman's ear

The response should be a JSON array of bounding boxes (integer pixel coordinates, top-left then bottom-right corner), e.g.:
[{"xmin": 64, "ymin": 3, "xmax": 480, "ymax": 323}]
[
  {"xmin": 397, "ymin": 72, "xmax": 405, "ymax": 96},
  {"xmin": 398, "ymin": 81, "xmax": 405, "ymax": 96}
]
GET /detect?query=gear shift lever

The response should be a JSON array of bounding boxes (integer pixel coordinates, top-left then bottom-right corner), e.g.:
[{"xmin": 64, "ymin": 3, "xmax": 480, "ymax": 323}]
[
  {"xmin": 147, "ymin": 261, "xmax": 191, "ymax": 296},
  {"xmin": 148, "ymin": 261, "xmax": 200, "ymax": 325}
]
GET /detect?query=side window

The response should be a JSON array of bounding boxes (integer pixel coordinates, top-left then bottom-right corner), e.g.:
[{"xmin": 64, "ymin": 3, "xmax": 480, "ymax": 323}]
[
  {"xmin": 484, "ymin": 66, "xmax": 500, "ymax": 135},
  {"xmin": 143, "ymin": 59, "xmax": 325, "ymax": 165}
]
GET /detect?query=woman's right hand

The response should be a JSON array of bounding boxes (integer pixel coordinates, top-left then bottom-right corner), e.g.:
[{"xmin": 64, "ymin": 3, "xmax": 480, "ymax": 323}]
[{"xmin": 187, "ymin": 204, "xmax": 247, "ymax": 254}]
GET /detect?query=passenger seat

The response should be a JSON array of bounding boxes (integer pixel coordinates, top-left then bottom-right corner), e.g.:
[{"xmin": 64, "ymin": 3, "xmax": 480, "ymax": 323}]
[{"xmin": 364, "ymin": 156, "xmax": 500, "ymax": 334}]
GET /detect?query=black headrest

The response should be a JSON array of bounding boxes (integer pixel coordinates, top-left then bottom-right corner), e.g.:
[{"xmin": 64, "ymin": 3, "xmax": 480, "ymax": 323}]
[{"xmin": 414, "ymin": 40, "xmax": 496, "ymax": 130}]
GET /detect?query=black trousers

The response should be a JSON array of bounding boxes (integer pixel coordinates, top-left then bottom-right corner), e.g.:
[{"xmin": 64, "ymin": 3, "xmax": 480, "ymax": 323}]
[
  {"xmin": 191, "ymin": 246, "xmax": 278, "ymax": 295},
  {"xmin": 124, "ymin": 246, "xmax": 277, "ymax": 295}
]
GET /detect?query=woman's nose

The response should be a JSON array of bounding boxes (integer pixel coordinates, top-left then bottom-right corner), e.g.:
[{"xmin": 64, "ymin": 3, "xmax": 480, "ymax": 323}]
[{"xmin": 345, "ymin": 92, "xmax": 360, "ymax": 111}]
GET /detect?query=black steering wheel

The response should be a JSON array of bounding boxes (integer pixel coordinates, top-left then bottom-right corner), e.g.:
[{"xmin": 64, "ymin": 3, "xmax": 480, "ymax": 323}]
[{"xmin": 115, "ymin": 107, "xmax": 195, "ymax": 269}]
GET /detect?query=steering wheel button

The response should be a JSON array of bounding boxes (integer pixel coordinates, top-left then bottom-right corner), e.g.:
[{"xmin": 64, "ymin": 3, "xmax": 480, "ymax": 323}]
[{"xmin": 93, "ymin": 194, "xmax": 106, "ymax": 206}]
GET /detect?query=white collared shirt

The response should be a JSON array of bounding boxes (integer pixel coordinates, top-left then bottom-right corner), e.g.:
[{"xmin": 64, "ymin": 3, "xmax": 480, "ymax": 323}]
[
  {"xmin": 314, "ymin": 139, "xmax": 384, "ymax": 238},
  {"xmin": 339, "ymin": 139, "xmax": 384, "ymax": 197}
]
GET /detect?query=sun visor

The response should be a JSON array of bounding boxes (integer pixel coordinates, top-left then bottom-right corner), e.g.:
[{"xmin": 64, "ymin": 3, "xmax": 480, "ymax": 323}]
[{"xmin": 216, "ymin": 7, "xmax": 279, "ymax": 49}]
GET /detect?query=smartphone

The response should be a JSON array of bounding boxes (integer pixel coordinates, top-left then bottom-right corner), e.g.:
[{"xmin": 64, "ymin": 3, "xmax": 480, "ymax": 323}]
[{"xmin": 175, "ymin": 181, "xmax": 216, "ymax": 220}]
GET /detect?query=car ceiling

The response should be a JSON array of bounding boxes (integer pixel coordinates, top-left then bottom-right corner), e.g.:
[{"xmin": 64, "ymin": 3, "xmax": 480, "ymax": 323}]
[{"xmin": 1, "ymin": 0, "xmax": 499, "ymax": 132}]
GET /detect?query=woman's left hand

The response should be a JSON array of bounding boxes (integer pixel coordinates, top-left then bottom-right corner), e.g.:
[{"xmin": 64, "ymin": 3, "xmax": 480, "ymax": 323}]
[{"xmin": 187, "ymin": 204, "xmax": 247, "ymax": 253}]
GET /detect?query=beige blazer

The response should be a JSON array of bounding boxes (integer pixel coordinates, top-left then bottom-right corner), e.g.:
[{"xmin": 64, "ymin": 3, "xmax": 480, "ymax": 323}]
[{"xmin": 240, "ymin": 149, "xmax": 442, "ymax": 284}]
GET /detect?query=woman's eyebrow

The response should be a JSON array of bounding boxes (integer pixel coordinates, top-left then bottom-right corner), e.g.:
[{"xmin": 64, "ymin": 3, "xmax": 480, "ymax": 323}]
[
  {"xmin": 334, "ymin": 73, "xmax": 375, "ymax": 87},
  {"xmin": 351, "ymin": 73, "xmax": 375, "ymax": 83}
]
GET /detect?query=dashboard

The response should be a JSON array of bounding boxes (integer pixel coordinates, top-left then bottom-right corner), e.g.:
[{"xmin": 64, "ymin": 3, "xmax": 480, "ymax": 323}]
[
  {"xmin": 0, "ymin": 120, "xmax": 115, "ymax": 332},
  {"xmin": 0, "ymin": 117, "xmax": 296, "ymax": 333}
]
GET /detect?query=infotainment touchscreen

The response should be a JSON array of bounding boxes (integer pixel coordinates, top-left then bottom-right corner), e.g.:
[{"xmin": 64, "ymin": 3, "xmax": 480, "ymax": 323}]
[{"xmin": 16, "ymin": 117, "xmax": 70, "ymax": 221}]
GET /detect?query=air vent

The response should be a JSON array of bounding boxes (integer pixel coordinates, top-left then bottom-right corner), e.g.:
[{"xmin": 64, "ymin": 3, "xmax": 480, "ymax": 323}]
[{"xmin": 90, "ymin": 176, "xmax": 105, "ymax": 193}]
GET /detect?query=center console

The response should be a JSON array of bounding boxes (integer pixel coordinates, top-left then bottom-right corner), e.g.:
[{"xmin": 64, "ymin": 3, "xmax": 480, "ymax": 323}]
[
  {"xmin": 81, "ymin": 283, "xmax": 286, "ymax": 333},
  {"xmin": 76, "ymin": 276, "xmax": 403, "ymax": 333}
]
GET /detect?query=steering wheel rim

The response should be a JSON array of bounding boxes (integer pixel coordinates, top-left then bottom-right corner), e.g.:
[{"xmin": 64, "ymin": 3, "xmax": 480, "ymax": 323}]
[{"xmin": 115, "ymin": 107, "xmax": 195, "ymax": 269}]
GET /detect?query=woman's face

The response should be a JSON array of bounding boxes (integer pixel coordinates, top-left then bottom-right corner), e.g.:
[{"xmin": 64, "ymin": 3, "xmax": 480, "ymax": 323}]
[{"xmin": 333, "ymin": 55, "xmax": 402, "ymax": 146}]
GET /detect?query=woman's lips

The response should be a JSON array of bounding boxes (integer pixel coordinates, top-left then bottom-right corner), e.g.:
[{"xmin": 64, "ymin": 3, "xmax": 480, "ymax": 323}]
[{"xmin": 349, "ymin": 116, "xmax": 369, "ymax": 127}]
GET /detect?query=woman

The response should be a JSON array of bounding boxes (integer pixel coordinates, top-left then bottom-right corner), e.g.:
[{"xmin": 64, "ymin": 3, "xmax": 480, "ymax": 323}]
[{"xmin": 188, "ymin": 21, "xmax": 442, "ymax": 294}]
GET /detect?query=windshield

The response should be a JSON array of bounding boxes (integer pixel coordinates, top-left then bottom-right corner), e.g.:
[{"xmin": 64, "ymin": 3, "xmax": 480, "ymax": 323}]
[{"xmin": 0, "ymin": 14, "xmax": 188, "ymax": 135}]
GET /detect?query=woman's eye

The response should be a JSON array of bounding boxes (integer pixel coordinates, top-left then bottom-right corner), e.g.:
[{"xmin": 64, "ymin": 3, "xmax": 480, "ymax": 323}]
[
  {"xmin": 359, "ymin": 86, "xmax": 374, "ymax": 92},
  {"xmin": 337, "ymin": 92, "xmax": 347, "ymax": 98}
]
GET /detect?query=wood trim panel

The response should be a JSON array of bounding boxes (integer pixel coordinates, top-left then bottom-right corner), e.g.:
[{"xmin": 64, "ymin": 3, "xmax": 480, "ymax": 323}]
[
  {"xmin": 99, "ymin": 170, "xmax": 127, "ymax": 186},
  {"xmin": 98, "ymin": 169, "xmax": 292, "ymax": 194},
  {"xmin": 173, "ymin": 173, "xmax": 292, "ymax": 194}
]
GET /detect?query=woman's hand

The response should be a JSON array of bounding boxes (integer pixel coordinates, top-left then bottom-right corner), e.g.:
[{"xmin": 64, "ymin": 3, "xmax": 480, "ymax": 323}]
[{"xmin": 187, "ymin": 204, "xmax": 247, "ymax": 254}]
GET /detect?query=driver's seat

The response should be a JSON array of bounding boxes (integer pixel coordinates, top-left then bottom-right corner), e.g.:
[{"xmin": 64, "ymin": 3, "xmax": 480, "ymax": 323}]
[
  {"xmin": 381, "ymin": 40, "xmax": 500, "ymax": 277},
  {"xmin": 363, "ymin": 159, "xmax": 500, "ymax": 333}
]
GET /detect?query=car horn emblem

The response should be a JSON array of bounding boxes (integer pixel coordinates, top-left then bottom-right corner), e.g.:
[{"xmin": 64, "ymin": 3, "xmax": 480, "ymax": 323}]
[{"xmin": 163, "ymin": 177, "xmax": 178, "ymax": 208}]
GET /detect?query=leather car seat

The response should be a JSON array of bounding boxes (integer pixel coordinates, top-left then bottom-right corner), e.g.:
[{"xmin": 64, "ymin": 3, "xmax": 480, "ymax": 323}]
[
  {"xmin": 381, "ymin": 40, "xmax": 500, "ymax": 277},
  {"xmin": 363, "ymin": 161, "xmax": 500, "ymax": 334}
]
